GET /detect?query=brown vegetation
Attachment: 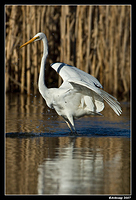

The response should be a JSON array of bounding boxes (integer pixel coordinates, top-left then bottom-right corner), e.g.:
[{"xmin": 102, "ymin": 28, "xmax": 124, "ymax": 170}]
[{"xmin": 5, "ymin": 5, "xmax": 131, "ymax": 100}]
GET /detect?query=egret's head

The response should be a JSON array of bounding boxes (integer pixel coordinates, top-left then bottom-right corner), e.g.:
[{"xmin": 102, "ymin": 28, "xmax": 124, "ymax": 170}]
[{"xmin": 20, "ymin": 32, "xmax": 46, "ymax": 48}]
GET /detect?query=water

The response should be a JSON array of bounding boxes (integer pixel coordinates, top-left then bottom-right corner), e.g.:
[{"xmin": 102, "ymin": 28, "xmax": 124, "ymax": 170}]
[{"xmin": 5, "ymin": 93, "xmax": 131, "ymax": 195}]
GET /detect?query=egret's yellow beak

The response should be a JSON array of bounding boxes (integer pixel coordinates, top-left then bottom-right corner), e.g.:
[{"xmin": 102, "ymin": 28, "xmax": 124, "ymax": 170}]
[{"xmin": 20, "ymin": 36, "xmax": 39, "ymax": 48}]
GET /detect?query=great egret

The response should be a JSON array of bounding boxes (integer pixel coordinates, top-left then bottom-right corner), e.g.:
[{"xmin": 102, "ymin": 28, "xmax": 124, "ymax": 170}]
[{"xmin": 20, "ymin": 32, "xmax": 122, "ymax": 134}]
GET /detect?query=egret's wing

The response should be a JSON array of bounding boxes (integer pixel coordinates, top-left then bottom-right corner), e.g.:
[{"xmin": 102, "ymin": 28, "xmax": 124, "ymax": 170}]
[
  {"xmin": 51, "ymin": 62, "xmax": 103, "ymax": 89},
  {"xmin": 69, "ymin": 81, "xmax": 122, "ymax": 116},
  {"xmin": 51, "ymin": 63, "xmax": 122, "ymax": 116}
]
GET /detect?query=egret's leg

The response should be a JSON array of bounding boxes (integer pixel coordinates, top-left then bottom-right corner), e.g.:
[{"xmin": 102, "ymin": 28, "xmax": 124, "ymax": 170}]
[
  {"xmin": 65, "ymin": 120, "xmax": 73, "ymax": 133},
  {"xmin": 62, "ymin": 115, "xmax": 77, "ymax": 134},
  {"xmin": 67, "ymin": 115, "xmax": 77, "ymax": 135},
  {"xmin": 72, "ymin": 127, "xmax": 78, "ymax": 135}
]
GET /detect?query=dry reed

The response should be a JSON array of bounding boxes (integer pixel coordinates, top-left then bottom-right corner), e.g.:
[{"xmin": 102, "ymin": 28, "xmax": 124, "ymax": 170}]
[{"xmin": 5, "ymin": 5, "xmax": 131, "ymax": 100}]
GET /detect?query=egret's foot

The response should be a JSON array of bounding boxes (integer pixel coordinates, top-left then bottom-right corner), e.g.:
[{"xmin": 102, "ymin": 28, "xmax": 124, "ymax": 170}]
[
  {"xmin": 69, "ymin": 130, "xmax": 80, "ymax": 136},
  {"xmin": 69, "ymin": 131, "xmax": 74, "ymax": 136},
  {"xmin": 74, "ymin": 131, "xmax": 78, "ymax": 135}
]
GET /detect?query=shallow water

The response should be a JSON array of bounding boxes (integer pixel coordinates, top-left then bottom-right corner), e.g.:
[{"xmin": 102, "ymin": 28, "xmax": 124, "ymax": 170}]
[{"xmin": 5, "ymin": 93, "xmax": 131, "ymax": 195}]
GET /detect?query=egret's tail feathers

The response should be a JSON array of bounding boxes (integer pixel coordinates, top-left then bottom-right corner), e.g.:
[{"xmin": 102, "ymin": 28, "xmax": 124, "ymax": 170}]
[{"xmin": 99, "ymin": 90, "xmax": 122, "ymax": 116}]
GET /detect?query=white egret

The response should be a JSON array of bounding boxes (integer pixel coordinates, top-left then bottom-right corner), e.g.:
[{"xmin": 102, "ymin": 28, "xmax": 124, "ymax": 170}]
[{"xmin": 20, "ymin": 32, "xmax": 122, "ymax": 134}]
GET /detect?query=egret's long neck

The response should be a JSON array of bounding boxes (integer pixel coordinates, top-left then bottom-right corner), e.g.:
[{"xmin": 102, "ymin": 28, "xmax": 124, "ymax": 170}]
[{"xmin": 38, "ymin": 37, "xmax": 49, "ymax": 99}]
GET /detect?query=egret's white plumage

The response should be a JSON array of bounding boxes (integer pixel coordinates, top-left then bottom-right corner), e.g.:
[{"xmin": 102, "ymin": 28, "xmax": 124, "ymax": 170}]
[{"xmin": 20, "ymin": 32, "xmax": 122, "ymax": 133}]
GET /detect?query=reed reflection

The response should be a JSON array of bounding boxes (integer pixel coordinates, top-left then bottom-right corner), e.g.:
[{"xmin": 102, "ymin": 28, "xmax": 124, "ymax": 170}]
[{"xmin": 6, "ymin": 136, "xmax": 130, "ymax": 194}]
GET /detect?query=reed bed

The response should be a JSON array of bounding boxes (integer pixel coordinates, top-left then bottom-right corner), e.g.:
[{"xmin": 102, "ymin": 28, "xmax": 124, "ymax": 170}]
[{"xmin": 5, "ymin": 5, "xmax": 131, "ymax": 100}]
